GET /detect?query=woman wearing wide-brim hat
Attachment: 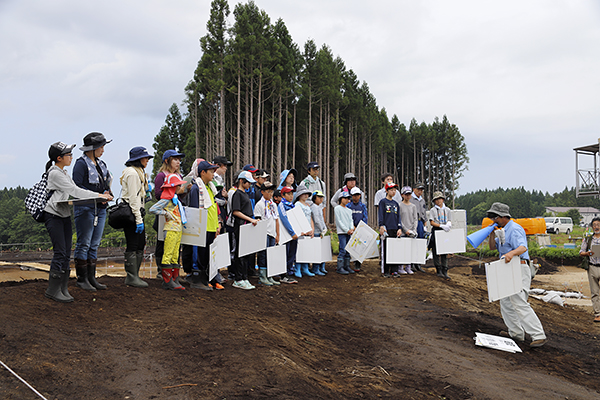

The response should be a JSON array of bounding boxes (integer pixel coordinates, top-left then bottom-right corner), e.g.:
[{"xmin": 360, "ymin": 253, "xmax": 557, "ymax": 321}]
[
  {"xmin": 120, "ymin": 146, "xmax": 153, "ymax": 287},
  {"xmin": 72, "ymin": 132, "xmax": 113, "ymax": 291}
]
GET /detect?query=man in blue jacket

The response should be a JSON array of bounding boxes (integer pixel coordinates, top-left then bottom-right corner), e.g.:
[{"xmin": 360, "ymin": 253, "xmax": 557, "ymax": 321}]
[{"xmin": 347, "ymin": 186, "xmax": 368, "ymax": 271}]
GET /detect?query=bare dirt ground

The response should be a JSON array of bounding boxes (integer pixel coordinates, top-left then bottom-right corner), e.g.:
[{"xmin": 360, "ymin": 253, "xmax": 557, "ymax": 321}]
[{"xmin": 1, "ymin": 255, "xmax": 599, "ymax": 400}]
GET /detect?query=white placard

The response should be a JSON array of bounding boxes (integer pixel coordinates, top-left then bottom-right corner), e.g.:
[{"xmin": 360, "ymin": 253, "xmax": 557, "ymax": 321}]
[
  {"xmin": 267, "ymin": 245, "xmax": 287, "ymax": 277},
  {"xmin": 474, "ymin": 332, "xmax": 522, "ymax": 353},
  {"xmin": 485, "ymin": 256, "xmax": 522, "ymax": 302},
  {"xmin": 296, "ymin": 237, "xmax": 324, "ymax": 263},
  {"xmin": 386, "ymin": 238, "xmax": 428, "ymax": 264},
  {"xmin": 591, "ymin": 244, "xmax": 600, "ymax": 257},
  {"xmin": 158, "ymin": 207, "xmax": 208, "ymax": 247},
  {"xmin": 278, "ymin": 218, "xmax": 293, "ymax": 245},
  {"xmin": 209, "ymin": 233, "xmax": 230, "ymax": 281},
  {"xmin": 351, "ymin": 239, "xmax": 379, "ymax": 262},
  {"xmin": 345, "ymin": 221, "xmax": 379, "ymax": 263},
  {"xmin": 434, "ymin": 228, "xmax": 466, "ymax": 255},
  {"xmin": 238, "ymin": 220, "xmax": 268, "ymax": 257},
  {"xmin": 321, "ymin": 236, "xmax": 333, "ymax": 263},
  {"xmin": 286, "ymin": 206, "xmax": 312, "ymax": 235}
]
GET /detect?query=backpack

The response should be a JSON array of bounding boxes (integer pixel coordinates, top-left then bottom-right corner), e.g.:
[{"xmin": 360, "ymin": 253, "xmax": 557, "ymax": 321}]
[{"xmin": 24, "ymin": 172, "xmax": 54, "ymax": 222}]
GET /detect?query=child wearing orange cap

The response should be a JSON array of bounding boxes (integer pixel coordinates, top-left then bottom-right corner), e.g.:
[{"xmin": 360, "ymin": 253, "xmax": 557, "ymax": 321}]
[{"xmin": 149, "ymin": 173, "xmax": 188, "ymax": 290}]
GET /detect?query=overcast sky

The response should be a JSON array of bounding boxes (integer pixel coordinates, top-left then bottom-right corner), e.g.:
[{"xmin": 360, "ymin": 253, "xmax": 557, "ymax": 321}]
[{"xmin": 1, "ymin": 0, "xmax": 599, "ymax": 196}]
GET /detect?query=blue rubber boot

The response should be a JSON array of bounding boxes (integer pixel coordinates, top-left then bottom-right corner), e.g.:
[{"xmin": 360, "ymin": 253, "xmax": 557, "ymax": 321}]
[
  {"xmin": 294, "ymin": 264, "xmax": 302, "ymax": 278},
  {"xmin": 301, "ymin": 264, "xmax": 315, "ymax": 277},
  {"xmin": 311, "ymin": 264, "xmax": 325, "ymax": 276},
  {"xmin": 319, "ymin": 263, "xmax": 328, "ymax": 274}
]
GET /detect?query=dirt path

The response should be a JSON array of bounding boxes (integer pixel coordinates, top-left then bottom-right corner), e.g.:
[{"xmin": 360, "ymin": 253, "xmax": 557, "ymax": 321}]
[{"xmin": 1, "ymin": 260, "xmax": 599, "ymax": 399}]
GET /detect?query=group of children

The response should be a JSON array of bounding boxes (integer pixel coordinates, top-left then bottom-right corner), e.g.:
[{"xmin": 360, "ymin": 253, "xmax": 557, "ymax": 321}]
[
  {"xmin": 147, "ymin": 157, "xmax": 457, "ymax": 291},
  {"xmin": 376, "ymin": 177, "xmax": 452, "ymax": 280}
]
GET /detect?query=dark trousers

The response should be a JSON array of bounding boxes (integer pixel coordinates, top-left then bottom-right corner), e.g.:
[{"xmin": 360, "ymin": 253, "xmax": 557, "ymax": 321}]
[
  {"xmin": 44, "ymin": 213, "xmax": 72, "ymax": 272},
  {"xmin": 181, "ymin": 244, "xmax": 193, "ymax": 274},
  {"xmin": 123, "ymin": 222, "xmax": 146, "ymax": 253},
  {"xmin": 153, "ymin": 216, "xmax": 164, "ymax": 269},
  {"xmin": 429, "ymin": 227, "xmax": 447, "ymax": 268},
  {"xmin": 231, "ymin": 228, "xmax": 249, "ymax": 281},
  {"xmin": 286, "ymin": 239, "xmax": 298, "ymax": 275},
  {"xmin": 196, "ymin": 231, "xmax": 217, "ymax": 284},
  {"xmin": 381, "ymin": 229, "xmax": 398, "ymax": 275}
]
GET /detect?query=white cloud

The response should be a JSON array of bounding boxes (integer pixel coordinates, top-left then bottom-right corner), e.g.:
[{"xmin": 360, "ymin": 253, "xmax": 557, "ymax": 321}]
[{"xmin": 1, "ymin": 0, "xmax": 599, "ymax": 196}]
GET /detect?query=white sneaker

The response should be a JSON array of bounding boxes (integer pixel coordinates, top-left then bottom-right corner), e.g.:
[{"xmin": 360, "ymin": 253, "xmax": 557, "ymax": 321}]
[
  {"xmin": 232, "ymin": 280, "xmax": 246, "ymax": 289},
  {"xmin": 243, "ymin": 280, "xmax": 255, "ymax": 290},
  {"xmin": 398, "ymin": 268, "xmax": 407, "ymax": 275},
  {"xmin": 405, "ymin": 266, "xmax": 414, "ymax": 275}
]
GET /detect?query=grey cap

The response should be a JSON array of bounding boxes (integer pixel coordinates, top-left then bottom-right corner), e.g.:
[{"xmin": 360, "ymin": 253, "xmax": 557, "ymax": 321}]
[
  {"xmin": 343, "ymin": 172, "xmax": 357, "ymax": 182},
  {"xmin": 486, "ymin": 202, "xmax": 511, "ymax": 218},
  {"xmin": 414, "ymin": 182, "xmax": 425, "ymax": 190}
]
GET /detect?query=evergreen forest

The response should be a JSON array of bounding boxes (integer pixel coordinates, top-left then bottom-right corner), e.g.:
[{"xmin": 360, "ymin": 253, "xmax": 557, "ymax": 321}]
[{"xmin": 152, "ymin": 0, "xmax": 469, "ymax": 226}]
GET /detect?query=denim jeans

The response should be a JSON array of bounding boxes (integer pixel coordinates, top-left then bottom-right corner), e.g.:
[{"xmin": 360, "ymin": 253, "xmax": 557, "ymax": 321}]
[
  {"xmin": 74, "ymin": 205, "xmax": 107, "ymax": 260},
  {"xmin": 337, "ymin": 233, "xmax": 350, "ymax": 263}
]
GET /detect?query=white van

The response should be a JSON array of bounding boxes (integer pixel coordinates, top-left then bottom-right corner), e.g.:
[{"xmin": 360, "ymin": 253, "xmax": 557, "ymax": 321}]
[{"xmin": 544, "ymin": 217, "xmax": 573, "ymax": 234}]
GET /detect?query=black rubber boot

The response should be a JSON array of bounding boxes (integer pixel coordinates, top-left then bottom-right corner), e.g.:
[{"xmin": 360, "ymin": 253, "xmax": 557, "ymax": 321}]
[
  {"xmin": 336, "ymin": 259, "xmax": 349, "ymax": 275},
  {"xmin": 441, "ymin": 267, "xmax": 451, "ymax": 280},
  {"xmin": 412, "ymin": 264, "xmax": 425, "ymax": 273},
  {"xmin": 435, "ymin": 266, "xmax": 444, "ymax": 277},
  {"xmin": 124, "ymin": 252, "xmax": 148, "ymax": 287},
  {"xmin": 75, "ymin": 258, "xmax": 96, "ymax": 291},
  {"xmin": 61, "ymin": 268, "xmax": 75, "ymax": 302},
  {"xmin": 87, "ymin": 259, "xmax": 107, "ymax": 290},
  {"xmin": 45, "ymin": 270, "xmax": 73, "ymax": 303}
]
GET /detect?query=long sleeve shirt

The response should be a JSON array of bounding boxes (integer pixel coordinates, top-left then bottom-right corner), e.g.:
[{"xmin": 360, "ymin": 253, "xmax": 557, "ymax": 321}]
[
  {"xmin": 378, "ymin": 198, "xmax": 402, "ymax": 232},
  {"xmin": 44, "ymin": 166, "xmax": 100, "ymax": 218},
  {"xmin": 277, "ymin": 198, "xmax": 296, "ymax": 237},
  {"xmin": 410, "ymin": 193, "xmax": 427, "ymax": 221},
  {"xmin": 347, "ymin": 201, "xmax": 368, "ymax": 227},
  {"xmin": 310, "ymin": 203, "xmax": 327, "ymax": 235},
  {"xmin": 399, "ymin": 201, "xmax": 418, "ymax": 234},
  {"xmin": 335, "ymin": 205, "xmax": 354, "ymax": 234},
  {"xmin": 120, "ymin": 166, "xmax": 147, "ymax": 224}
]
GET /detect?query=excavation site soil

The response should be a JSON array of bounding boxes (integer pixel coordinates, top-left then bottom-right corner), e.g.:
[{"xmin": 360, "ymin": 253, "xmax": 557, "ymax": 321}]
[{"xmin": 1, "ymin": 256, "xmax": 600, "ymax": 399}]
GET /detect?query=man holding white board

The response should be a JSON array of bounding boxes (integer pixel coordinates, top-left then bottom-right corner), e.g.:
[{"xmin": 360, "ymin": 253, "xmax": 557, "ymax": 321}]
[{"xmin": 487, "ymin": 202, "xmax": 547, "ymax": 348}]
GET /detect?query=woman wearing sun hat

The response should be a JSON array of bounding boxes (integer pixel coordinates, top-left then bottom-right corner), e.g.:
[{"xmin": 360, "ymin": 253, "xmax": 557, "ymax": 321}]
[
  {"xmin": 72, "ymin": 132, "xmax": 113, "ymax": 291},
  {"xmin": 120, "ymin": 146, "xmax": 153, "ymax": 288},
  {"xmin": 43, "ymin": 141, "xmax": 113, "ymax": 302}
]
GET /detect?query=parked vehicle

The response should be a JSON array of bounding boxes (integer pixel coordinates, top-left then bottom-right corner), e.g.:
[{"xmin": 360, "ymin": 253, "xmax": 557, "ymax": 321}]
[{"xmin": 544, "ymin": 217, "xmax": 573, "ymax": 234}]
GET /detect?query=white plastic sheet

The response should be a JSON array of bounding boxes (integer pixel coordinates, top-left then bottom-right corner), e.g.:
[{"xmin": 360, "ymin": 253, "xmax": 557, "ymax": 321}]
[
  {"xmin": 434, "ymin": 228, "xmax": 466, "ymax": 255},
  {"xmin": 238, "ymin": 220, "xmax": 268, "ymax": 257},
  {"xmin": 345, "ymin": 221, "xmax": 379, "ymax": 263},
  {"xmin": 385, "ymin": 238, "xmax": 428, "ymax": 264},
  {"xmin": 485, "ymin": 256, "xmax": 522, "ymax": 302},
  {"xmin": 158, "ymin": 207, "xmax": 208, "ymax": 247},
  {"xmin": 209, "ymin": 233, "xmax": 230, "ymax": 281},
  {"xmin": 267, "ymin": 245, "xmax": 287, "ymax": 277}
]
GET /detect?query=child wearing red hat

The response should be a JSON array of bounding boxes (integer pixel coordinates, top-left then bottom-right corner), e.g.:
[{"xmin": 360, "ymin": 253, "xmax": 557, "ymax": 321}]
[{"xmin": 149, "ymin": 173, "xmax": 188, "ymax": 290}]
